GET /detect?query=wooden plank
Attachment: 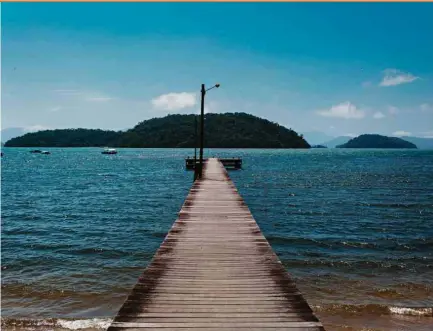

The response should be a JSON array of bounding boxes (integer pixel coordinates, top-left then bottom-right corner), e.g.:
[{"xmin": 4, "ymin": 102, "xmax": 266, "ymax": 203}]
[
  {"xmin": 109, "ymin": 329, "xmax": 324, "ymax": 331},
  {"xmin": 118, "ymin": 307, "xmax": 314, "ymax": 313},
  {"xmin": 108, "ymin": 158, "xmax": 324, "ymax": 331},
  {"xmin": 115, "ymin": 318, "xmax": 314, "ymax": 324},
  {"xmin": 120, "ymin": 313, "xmax": 310, "ymax": 318},
  {"xmin": 110, "ymin": 322, "xmax": 323, "ymax": 328}
]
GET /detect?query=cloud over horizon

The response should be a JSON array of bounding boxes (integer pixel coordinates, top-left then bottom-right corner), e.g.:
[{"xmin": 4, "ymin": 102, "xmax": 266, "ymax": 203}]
[
  {"xmin": 23, "ymin": 125, "xmax": 51, "ymax": 132},
  {"xmin": 53, "ymin": 89, "xmax": 114, "ymax": 102},
  {"xmin": 388, "ymin": 106, "xmax": 399, "ymax": 115},
  {"xmin": 379, "ymin": 69, "xmax": 419, "ymax": 87},
  {"xmin": 151, "ymin": 92, "xmax": 197, "ymax": 111},
  {"xmin": 420, "ymin": 103, "xmax": 432, "ymax": 112},
  {"xmin": 316, "ymin": 102, "xmax": 365, "ymax": 119},
  {"xmin": 392, "ymin": 130, "xmax": 412, "ymax": 137},
  {"xmin": 373, "ymin": 112, "xmax": 385, "ymax": 119}
]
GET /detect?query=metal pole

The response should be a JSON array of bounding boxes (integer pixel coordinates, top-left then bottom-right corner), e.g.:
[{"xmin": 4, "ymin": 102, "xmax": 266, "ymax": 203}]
[
  {"xmin": 199, "ymin": 84, "xmax": 205, "ymax": 178},
  {"xmin": 194, "ymin": 115, "xmax": 197, "ymax": 161},
  {"xmin": 193, "ymin": 115, "xmax": 198, "ymax": 181}
]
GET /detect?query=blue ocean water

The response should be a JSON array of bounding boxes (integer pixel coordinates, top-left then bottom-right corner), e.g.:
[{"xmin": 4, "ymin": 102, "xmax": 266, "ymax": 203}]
[{"xmin": 1, "ymin": 148, "xmax": 433, "ymax": 330}]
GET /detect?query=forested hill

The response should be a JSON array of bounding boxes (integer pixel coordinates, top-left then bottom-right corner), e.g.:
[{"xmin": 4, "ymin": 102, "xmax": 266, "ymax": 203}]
[
  {"xmin": 4, "ymin": 129, "xmax": 122, "ymax": 148},
  {"xmin": 5, "ymin": 113, "xmax": 310, "ymax": 149},
  {"xmin": 337, "ymin": 134, "xmax": 417, "ymax": 149}
]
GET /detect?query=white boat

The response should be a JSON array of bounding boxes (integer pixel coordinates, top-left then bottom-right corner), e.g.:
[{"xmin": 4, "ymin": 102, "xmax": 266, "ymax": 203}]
[{"xmin": 102, "ymin": 148, "xmax": 117, "ymax": 155}]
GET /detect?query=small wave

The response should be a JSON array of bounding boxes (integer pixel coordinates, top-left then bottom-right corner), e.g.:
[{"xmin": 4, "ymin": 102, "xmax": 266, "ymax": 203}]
[
  {"xmin": 389, "ymin": 307, "xmax": 433, "ymax": 316},
  {"xmin": 282, "ymin": 258, "xmax": 426, "ymax": 271},
  {"xmin": 341, "ymin": 241, "xmax": 375, "ymax": 248},
  {"xmin": 1, "ymin": 318, "xmax": 112, "ymax": 330},
  {"xmin": 314, "ymin": 303, "xmax": 433, "ymax": 317},
  {"xmin": 267, "ymin": 236, "xmax": 333, "ymax": 247},
  {"xmin": 360, "ymin": 202, "xmax": 433, "ymax": 210},
  {"xmin": 268, "ymin": 235, "xmax": 433, "ymax": 252},
  {"xmin": 57, "ymin": 318, "xmax": 112, "ymax": 330},
  {"xmin": 1, "ymin": 283, "xmax": 108, "ymax": 301}
]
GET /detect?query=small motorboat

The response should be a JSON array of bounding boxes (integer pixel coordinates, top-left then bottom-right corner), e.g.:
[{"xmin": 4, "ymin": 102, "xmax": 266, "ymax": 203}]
[
  {"xmin": 102, "ymin": 148, "xmax": 117, "ymax": 155},
  {"xmin": 41, "ymin": 151, "xmax": 51, "ymax": 155},
  {"xmin": 30, "ymin": 149, "xmax": 42, "ymax": 154}
]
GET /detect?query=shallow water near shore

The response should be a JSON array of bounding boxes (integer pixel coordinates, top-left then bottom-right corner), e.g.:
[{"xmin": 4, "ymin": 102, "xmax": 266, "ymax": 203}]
[{"xmin": 2, "ymin": 148, "xmax": 433, "ymax": 330}]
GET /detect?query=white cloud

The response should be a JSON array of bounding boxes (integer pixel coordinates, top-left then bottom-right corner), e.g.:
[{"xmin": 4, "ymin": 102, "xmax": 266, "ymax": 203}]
[
  {"xmin": 392, "ymin": 130, "xmax": 412, "ymax": 137},
  {"xmin": 420, "ymin": 131, "xmax": 433, "ymax": 138},
  {"xmin": 316, "ymin": 102, "xmax": 365, "ymax": 119},
  {"xmin": 373, "ymin": 111, "xmax": 385, "ymax": 119},
  {"xmin": 23, "ymin": 125, "xmax": 50, "ymax": 132},
  {"xmin": 388, "ymin": 106, "xmax": 399, "ymax": 115},
  {"xmin": 49, "ymin": 106, "xmax": 62, "ymax": 112},
  {"xmin": 379, "ymin": 69, "xmax": 419, "ymax": 87},
  {"xmin": 420, "ymin": 103, "xmax": 432, "ymax": 112},
  {"xmin": 86, "ymin": 96, "xmax": 113, "ymax": 102},
  {"xmin": 53, "ymin": 89, "xmax": 81, "ymax": 95},
  {"xmin": 151, "ymin": 92, "xmax": 197, "ymax": 111},
  {"xmin": 53, "ymin": 89, "xmax": 113, "ymax": 102}
]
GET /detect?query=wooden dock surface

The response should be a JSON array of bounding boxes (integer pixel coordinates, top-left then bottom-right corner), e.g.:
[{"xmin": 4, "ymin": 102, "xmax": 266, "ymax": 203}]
[{"xmin": 107, "ymin": 158, "xmax": 324, "ymax": 331}]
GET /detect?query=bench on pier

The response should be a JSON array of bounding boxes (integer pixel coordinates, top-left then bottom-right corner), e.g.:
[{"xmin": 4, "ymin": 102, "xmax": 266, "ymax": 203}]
[{"xmin": 185, "ymin": 157, "xmax": 242, "ymax": 170}]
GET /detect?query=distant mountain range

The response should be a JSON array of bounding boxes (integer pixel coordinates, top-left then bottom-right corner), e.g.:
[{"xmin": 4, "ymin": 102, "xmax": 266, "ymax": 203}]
[
  {"xmin": 397, "ymin": 136, "xmax": 433, "ymax": 149},
  {"xmin": 320, "ymin": 136, "xmax": 352, "ymax": 148},
  {"xmin": 301, "ymin": 131, "xmax": 334, "ymax": 146}
]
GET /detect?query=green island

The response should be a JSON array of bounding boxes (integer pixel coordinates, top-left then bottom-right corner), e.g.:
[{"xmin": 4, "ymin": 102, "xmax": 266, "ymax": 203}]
[
  {"xmin": 337, "ymin": 134, "xmax": 418, "ymax": 149},
  {"xmin": 4, "ymin": 113, "xmax": 310, "ymax": 149}
]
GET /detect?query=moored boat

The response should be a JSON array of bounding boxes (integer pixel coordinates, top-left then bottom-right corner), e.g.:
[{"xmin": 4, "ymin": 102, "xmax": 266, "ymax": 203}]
[{"xmin": 102, "ymin": 148, "xmax": 117, "ymax": 155}]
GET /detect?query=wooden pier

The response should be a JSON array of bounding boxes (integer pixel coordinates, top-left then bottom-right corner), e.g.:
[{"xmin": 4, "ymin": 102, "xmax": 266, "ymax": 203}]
[
  {"xmin": 185, "ymin": 157, "xmax": 242, "ymax": 170},
  {"xmin": 107, "ymin": 158, "xmax": 324, "ymax": 331}
]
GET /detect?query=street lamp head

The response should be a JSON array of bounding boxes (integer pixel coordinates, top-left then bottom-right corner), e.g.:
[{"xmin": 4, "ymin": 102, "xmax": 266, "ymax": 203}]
[{"xmin": 215, "ymin": 83, "xmax": 220, "ymax": 88}]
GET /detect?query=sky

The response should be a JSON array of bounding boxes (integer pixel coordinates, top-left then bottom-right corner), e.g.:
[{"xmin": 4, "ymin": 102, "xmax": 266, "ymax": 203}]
[{"xmin": 2, "ymin": 2, "xmax": 433, "ymax": 138}]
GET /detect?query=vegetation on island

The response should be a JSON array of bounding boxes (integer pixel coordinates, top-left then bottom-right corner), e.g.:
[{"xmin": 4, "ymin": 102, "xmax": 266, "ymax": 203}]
[
  {"xmin": 4, "ymin": 129, "xmax": 122, "ymax": 147},
  {"xmin": 337, "ymin": 134, "xmax": 417, "ymax": 149},
  {"xmin": 5, "ymin": 113, "xmax": 310, "ymax": 149}
]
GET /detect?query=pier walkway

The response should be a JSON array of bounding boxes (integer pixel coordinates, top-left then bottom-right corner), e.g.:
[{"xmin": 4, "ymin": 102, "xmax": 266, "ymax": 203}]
[{"xmin": 107, "ymin": 158, "xmax": 324, "ymax": 331}]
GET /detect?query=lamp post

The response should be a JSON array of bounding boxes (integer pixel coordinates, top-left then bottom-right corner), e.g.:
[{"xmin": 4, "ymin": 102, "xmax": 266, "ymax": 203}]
[
  {"xmin": 193, "ymin": 115, "xmax": 199, "ymax": 181},
  {"xmin": 194, "ymin": 115, "xmax": 197, "ymax": 162},
  {"xmin": 196, "ymin": 83, "xmax": 220, "ymax": 179}
]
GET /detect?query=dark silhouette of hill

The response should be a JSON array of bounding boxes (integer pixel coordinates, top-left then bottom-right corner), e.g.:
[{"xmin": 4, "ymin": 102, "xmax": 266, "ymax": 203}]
[
  {"xmin": 4, "ymin": 129, "xmax": 122, "ymax": 147},
  {"xmin": 337, "ymin": 134, "xmax": 417, "ymax": 149},
  {"xmin": 5, "ymin": 113, "xmax": 310, "ymax": 149}
]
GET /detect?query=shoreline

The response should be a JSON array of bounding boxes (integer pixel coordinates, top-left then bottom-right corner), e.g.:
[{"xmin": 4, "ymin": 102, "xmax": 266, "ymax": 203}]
[{"xmin": 2, "ymin": 307, "xmax": 433, "ymax": 331}]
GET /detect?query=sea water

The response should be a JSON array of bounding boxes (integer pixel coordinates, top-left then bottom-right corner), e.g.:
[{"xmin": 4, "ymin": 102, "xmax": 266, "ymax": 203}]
[{"xmin": 1, "ymin": 148, "xmax": 433, "ymax": 330}]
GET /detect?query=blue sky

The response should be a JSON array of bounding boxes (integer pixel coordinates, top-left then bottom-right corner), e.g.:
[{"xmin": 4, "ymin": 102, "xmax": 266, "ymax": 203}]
[{"xmin": 2, "ymin": 2, "xmax": 433, "ymax": 138}]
